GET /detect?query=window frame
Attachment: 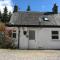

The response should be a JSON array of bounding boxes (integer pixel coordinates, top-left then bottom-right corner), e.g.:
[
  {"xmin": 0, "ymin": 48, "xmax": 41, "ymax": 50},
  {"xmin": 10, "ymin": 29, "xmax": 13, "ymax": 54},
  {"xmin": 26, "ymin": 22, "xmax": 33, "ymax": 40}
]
[
  {"xmin": 51, "ymin": 31, "xmax": 59, "ymax": 40},
  {"xmin": 12, "ymin": 31, "xmax": 16, "ymax": 38}
]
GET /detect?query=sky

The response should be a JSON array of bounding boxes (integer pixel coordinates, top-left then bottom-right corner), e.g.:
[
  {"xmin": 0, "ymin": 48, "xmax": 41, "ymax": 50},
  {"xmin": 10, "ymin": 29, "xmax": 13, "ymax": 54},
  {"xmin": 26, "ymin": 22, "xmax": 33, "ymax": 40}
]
[
  {"xmin": 0, "ymin": 0, "xmax": 13, "ymax": 13},
  {"xmin": 0, "ymin": 0, "xmax": 60, "ymax": 13}
]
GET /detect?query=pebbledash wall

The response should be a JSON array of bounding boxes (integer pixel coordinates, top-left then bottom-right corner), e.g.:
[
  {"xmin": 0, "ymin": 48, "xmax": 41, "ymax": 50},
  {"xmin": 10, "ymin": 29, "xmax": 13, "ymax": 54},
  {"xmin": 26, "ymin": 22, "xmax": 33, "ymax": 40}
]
[{"xmin": 11, "ymin": 27, "xmax": 60, "ymax": 49}]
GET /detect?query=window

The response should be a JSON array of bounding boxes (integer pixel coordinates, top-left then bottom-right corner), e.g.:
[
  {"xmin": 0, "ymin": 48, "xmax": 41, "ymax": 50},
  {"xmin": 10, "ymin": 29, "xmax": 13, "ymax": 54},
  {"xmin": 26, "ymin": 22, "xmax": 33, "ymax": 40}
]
[
  {"xmin": 52, "ymin": 31, "xmax": 59, "ymax": 39},
  {"xmin": 12, "ymin": 32, "xmax": 16, "ymax": 38},
  {"xmin": 29, "ymin": 30, "xmax": 35, "ymax": 40}
]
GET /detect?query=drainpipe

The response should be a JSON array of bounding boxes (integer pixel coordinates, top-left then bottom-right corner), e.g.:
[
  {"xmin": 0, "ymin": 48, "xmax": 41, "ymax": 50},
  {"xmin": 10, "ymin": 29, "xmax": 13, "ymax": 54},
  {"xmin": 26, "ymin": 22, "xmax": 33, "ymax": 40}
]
[
  {"xmin": 18, "ymin": 12, "xmax": 22, "ymax": 49},
  {"xmin": 18, "ymin": 27, "xmax": 20, "ymax": 49}
]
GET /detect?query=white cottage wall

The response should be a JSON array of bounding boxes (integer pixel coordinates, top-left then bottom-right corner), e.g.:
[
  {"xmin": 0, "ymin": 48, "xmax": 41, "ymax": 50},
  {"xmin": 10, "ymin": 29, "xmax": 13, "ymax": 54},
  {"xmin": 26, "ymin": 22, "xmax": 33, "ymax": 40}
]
[
  {"xmin": 19, "ymin": 27, "xmax": 28, "ymax": 49},
  {"xmin": 19, "ymin": 27, "xmax": 60, "ymax": 49},
  {"xmin": 37, "ymin": 28, "xmax": 60, "ymax": 49},
  {"xmin": 12, "ymin": 27, "xmax": 60, "ymax": 49}
]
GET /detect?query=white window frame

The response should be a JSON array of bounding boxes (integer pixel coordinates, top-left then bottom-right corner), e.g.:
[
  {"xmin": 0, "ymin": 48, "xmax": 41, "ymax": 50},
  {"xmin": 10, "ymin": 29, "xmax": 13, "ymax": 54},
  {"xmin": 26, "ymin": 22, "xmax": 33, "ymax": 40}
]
[{"xmin": 12, "ymin": 31, "xmax": 16, "ymax": 38}]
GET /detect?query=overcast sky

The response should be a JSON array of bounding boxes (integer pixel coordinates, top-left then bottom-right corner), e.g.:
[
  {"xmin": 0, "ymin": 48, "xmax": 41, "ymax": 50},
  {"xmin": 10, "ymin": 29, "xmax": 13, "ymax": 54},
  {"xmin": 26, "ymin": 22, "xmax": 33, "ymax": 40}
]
[{"xmin": 0, "ymin": 0, "xmax": 60, "ymax": 13}]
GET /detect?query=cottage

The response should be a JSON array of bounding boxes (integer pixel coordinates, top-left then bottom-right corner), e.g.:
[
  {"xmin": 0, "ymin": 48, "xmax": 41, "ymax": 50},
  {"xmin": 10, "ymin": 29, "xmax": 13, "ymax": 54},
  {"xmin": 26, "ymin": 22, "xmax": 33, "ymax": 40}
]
[{"xmin": 6, "ymin": 11, "xmax": 60, "ymax": 49}]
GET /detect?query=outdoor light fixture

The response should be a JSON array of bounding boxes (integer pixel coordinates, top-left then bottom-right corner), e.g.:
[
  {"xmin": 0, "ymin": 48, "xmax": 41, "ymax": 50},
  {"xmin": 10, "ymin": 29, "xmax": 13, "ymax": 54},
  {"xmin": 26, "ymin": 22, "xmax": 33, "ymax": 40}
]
[
  {"xmin": 23, "ymin": 31, "xmax": 27, "ymax": 35},
  {"xmin": 23, "ymin": 27, "xmax": 27, "ymax": 35}
]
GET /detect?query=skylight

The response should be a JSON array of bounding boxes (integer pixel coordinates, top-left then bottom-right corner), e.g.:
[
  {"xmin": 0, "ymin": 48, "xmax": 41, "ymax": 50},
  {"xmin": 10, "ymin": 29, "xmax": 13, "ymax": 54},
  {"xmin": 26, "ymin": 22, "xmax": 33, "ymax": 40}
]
[{"xmin": 43, "ymin": 17, "xmax": 49, "ymax": 21}]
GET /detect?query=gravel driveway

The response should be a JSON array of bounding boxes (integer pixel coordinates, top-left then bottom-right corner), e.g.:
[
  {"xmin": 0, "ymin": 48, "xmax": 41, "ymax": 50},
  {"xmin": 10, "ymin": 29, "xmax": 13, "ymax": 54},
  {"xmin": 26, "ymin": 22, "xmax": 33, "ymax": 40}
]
[{"xmin": 0, "ymin": 49, "xmax": 60, "ymax": 60}]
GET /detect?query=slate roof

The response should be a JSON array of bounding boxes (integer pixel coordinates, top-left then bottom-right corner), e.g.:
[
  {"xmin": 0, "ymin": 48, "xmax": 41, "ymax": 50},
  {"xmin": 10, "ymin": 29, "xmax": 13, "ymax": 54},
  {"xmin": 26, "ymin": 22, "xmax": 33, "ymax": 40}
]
[{"xmin": 9, "ymin": 11, "xmax": 60, "ymax": 26}]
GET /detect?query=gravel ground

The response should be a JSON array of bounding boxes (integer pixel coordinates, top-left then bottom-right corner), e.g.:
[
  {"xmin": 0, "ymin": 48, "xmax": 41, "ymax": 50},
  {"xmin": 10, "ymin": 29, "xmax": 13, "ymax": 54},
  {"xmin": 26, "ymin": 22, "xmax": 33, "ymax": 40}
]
[{"xmin": 0, "ymin": 49, "xmax": 60, "ymax": 60}]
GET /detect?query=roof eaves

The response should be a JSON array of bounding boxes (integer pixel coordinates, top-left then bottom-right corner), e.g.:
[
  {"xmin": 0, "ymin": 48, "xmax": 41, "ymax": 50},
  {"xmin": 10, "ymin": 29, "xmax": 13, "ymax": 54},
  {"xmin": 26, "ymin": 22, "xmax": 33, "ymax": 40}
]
[{"xmin": 6, "ymin": 24, "xmax": 60, "ymax": 28}]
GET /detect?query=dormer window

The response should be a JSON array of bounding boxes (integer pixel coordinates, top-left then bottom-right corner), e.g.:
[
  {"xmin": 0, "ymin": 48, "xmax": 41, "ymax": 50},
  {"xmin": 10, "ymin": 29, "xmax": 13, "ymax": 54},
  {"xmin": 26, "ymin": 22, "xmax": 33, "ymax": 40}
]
[{"xmin": 43, "ymin": 17, "xmax": 49, "ymax": 21}]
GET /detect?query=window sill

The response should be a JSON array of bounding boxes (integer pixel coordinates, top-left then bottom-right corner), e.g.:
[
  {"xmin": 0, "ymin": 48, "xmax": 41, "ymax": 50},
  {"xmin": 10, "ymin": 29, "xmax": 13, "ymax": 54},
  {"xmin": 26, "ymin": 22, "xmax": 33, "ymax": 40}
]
[{"xmin": 52, "ymin": 39, "xmax": 60, "ymax": 41}]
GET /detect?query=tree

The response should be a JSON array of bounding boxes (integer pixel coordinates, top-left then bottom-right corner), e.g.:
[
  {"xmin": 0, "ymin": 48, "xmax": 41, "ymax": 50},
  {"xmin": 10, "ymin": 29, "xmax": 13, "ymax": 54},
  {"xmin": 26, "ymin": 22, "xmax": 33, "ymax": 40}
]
[
  {"xmin": 0, "ymin": 11, "xmax": 2, "ymax": 21},
  {"xmin": 13, "ymin": 5, "xmax": 18, "ymax": 13},
  {"xmin": 0, "ymin": 26, "xmax": 16, "ymax": 49},
  {"xmin": 4, "ymin": 28, "xmax": 16, "ymax": 49},
  {"xmin": 8, "ymin": 12, "xmax": 12, "ymax": 21},
  {"xmin": 2, "ymin": 6, "xmax": 8, "ymax": 23},
  {"xmin": 52, "ymin": 3, "xmax": 58, "ymax": 14},
  {"xmin": 27, "ymin": 5, "xmax": 31, "ymax": 11}
]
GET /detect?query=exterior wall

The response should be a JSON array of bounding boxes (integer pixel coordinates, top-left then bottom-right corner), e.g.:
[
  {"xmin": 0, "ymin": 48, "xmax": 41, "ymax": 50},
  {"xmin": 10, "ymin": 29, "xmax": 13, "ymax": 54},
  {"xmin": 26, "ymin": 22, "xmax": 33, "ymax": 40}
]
[
  {"xmin": 19, "ymin": 27, "xmax": 60, "ymax": 49},
  {"xmin": 19, "ymin": 27, "xmax": 38, "ymax": 49},
  {"xmin": 19, "ymin": 27, "xmax": 28, "ymax": 49},
  {"xmin": 10, "ymin": 27, "xmax": 60, "ymax": 49},
  {"xmin": 37, "ymin": 28, "xmax": 60, "ymax": 49}
]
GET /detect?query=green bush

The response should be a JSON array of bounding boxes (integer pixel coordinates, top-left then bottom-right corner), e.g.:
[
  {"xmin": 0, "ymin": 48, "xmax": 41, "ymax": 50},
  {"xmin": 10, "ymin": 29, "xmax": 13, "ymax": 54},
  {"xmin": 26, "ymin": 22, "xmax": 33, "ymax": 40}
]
[{"xmin": 0, "ymin": 32, "xmax": 16, "ymax": 49}]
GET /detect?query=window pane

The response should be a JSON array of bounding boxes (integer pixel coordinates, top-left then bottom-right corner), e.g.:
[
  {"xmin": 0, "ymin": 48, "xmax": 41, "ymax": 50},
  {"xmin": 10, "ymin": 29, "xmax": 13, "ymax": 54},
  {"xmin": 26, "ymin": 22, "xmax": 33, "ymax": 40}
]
[
  {"xmin": 13, "ymin": 33, "xmax": 16, "ymax": 38},
  {"xmin": 52, "ymin": 31, "xmax": 58, "ymax": 34},
  {"xmin": 29, "ymin": 30, "xmax": 35, "ymax": 40},
  {"xmin": 52, "ymin": 36, "xmax": 59, "ymax": 39}
]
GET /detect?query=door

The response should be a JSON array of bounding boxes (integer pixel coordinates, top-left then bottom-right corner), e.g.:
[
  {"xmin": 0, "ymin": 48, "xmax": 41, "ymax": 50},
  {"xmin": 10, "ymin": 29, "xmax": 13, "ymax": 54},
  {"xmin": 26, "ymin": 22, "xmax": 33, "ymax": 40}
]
[{"xmin": 28, "ymin": 30, "xmax": 36, "ymax": 49}]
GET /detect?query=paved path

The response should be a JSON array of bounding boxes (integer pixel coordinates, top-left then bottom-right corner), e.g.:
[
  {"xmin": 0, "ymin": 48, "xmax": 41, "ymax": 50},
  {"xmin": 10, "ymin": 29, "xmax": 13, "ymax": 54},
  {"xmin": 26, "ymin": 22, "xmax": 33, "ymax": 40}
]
[{"xmin": 0, "ymin": 49, "xmax": 60, "ymax": 60}]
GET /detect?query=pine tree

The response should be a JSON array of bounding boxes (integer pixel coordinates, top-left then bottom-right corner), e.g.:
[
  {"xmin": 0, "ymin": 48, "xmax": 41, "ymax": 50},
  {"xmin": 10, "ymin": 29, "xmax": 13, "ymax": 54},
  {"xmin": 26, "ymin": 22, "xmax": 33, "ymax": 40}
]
[
  {"xmin": 0, "ymin": 11, "xmax": 2, "ymax": 22},
  {"xmin": 52, "ymin": 3, "xmax": 58, "ymax": 14},
  {"xmin": 8, "ymin": 12, "xmax": 12, "ymax": 21},
  {"xmin": 13, "ymin": 5, "xmax": 18, "ymax": 13},
  {"xmin": 27, "ymin": 5, "xmax": 31, "ymax": 11},
  {"xmin": 2, "ymin": 6, "xmax": 8, "ymax": 23}
]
